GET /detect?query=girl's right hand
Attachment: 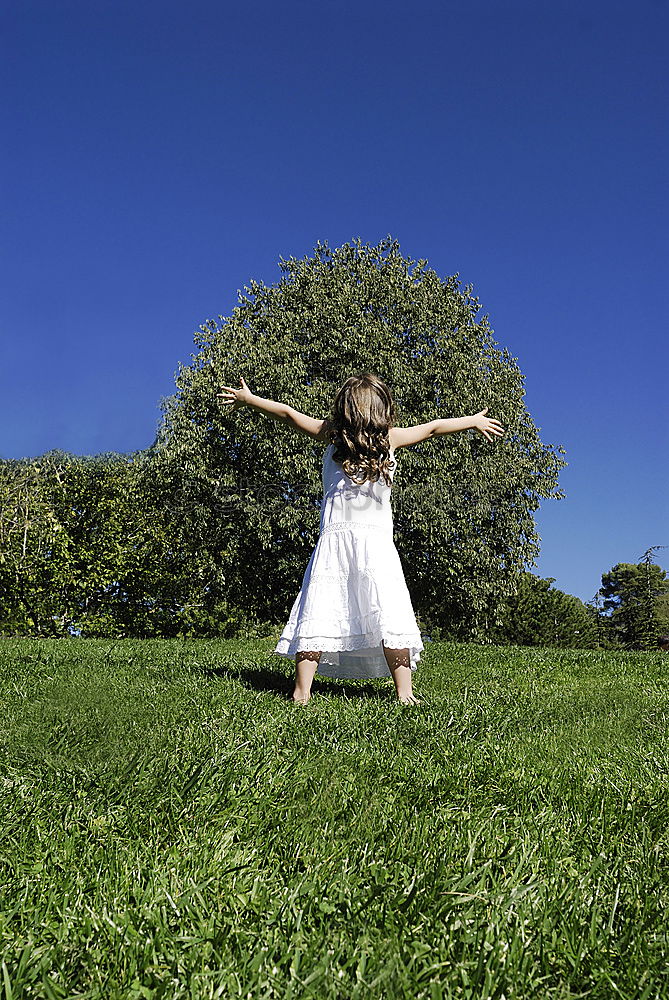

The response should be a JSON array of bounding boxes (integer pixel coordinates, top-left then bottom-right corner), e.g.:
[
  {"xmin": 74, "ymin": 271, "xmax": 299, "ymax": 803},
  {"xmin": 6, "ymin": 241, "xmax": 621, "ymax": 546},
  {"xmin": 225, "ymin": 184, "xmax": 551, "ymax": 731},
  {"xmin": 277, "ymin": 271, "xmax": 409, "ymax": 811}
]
[
  {"xmin": 217, "ymin": 376, "xmax": 253, "ymax": 411},
  {"xmin": 472, "ymin": 408, "xmax": 505, "ymax": 442}
]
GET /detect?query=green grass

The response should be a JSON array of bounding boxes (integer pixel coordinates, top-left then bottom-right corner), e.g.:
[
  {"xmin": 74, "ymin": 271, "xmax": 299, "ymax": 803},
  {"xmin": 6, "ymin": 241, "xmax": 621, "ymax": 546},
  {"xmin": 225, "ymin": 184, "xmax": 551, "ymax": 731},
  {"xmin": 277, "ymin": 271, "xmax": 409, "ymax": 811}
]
[{"xmin": 0, "ymin": 638, "xmax": 668, "ymax": 1000}]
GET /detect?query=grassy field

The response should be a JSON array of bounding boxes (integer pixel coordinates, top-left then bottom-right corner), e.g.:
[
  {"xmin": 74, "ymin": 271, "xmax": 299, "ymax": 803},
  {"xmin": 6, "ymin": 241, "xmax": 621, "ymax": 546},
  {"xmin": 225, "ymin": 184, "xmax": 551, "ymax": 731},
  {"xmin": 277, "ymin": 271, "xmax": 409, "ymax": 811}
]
[{"xmin": 0, "ymin": 638, "xmax": 667, "ymax": 1000}]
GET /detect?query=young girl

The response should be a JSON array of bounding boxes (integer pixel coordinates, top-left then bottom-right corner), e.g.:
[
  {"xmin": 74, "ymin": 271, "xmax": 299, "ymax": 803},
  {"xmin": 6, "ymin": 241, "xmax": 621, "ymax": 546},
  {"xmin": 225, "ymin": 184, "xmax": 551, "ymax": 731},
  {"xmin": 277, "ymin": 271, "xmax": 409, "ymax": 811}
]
[{"xmin": 217, "ymin": 372, "xmax": 504, "ymax": 706}]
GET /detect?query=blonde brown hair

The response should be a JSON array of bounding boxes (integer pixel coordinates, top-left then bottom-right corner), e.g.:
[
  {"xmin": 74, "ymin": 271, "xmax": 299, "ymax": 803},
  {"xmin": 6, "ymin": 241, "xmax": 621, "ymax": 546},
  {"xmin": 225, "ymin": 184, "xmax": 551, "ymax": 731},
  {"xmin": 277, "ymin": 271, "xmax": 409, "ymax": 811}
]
[{"xmin": 325, "ymin": 373, "xmax": 397, "ymax": 487}]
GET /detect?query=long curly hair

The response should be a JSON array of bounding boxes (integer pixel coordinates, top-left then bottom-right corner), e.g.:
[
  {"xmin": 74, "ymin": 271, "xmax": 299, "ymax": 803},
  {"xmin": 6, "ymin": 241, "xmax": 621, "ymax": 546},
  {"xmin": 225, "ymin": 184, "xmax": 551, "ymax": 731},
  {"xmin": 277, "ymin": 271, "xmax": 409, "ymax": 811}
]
[{"xmin": 325, "ymin": 373, "xmax": 397, "ymax": 487}]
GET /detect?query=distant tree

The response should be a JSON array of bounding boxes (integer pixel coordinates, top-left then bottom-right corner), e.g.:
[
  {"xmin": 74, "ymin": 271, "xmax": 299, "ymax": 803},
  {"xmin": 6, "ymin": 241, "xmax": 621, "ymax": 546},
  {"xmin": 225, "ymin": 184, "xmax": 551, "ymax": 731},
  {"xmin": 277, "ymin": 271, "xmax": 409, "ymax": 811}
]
[
  {"xmin": 0, "ymin": 450, "xmax": 257, "ymax": 638},
  {"xmin": 599, "ymin": 552, "xmax": 669, "ymax": 650},
  {"xmin": 642, "ymin": 546, "xmax": 669, "ymax": 642},
  {"xmin": 584, "ymin": 589, "xmax": 617, "ymax": 649},
  {"xmin": 153, "ymin": 235, "xmax": 567, "ymax": 641},
  {"xmin": 45, "ymin": 452, "xmax": 153, "ymax": 637},
  {"xmin": 0, "ymin": 453, "xmax": 67, "ymax": 635},
  {"xmin": 492, "ymin": 571, "xmax": 598, "ymax": 648},
  {"xmin": 655, "ymin": 590, "xmax": 669, "ymax": 630}
]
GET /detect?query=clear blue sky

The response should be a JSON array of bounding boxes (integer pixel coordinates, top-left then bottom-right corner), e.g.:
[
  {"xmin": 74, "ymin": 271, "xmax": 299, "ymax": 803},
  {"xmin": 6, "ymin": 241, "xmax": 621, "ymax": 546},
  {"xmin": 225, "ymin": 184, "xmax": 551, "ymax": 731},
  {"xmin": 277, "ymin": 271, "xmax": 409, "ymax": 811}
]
[{"xmin": 2, "ymin": 0, "xmax": 667, "ymax": 605}]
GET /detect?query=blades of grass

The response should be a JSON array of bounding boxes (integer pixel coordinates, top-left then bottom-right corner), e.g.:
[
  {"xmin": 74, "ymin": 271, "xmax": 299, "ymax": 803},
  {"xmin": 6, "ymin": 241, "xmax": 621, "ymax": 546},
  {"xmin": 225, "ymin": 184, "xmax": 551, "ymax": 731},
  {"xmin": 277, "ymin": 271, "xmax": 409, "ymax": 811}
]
[
  {"xmin": 606, "ymin": 882, "xmax": 621, "ymax": 935},
  {"xmin": 179, "ymin": 759, "xmax": 212, "ymax": 801},
  {"xmin": 1, "ymin": 960, "xmax": 13, "ymax": 1000},
  {"xmin": 12, "ymin": 943, "xmax": 34, "ymax": 987},
  {"xmin": 396, "ymin": 875, "xmax": 419, "ymax": 912}
]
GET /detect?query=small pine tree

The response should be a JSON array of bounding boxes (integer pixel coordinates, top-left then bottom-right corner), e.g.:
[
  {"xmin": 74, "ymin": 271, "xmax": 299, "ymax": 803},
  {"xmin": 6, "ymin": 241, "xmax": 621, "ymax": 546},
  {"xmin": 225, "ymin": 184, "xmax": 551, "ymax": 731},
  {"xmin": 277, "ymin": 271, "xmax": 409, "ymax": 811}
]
[{"xmin": 599, "ymin": 551, "xmax": 669, "ymax": 650}]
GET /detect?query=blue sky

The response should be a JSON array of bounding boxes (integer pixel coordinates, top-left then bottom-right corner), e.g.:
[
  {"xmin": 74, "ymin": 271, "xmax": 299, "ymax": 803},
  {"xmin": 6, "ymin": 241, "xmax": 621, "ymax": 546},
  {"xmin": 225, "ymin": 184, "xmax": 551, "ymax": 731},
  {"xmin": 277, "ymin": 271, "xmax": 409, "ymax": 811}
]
[{"xmin": 2, "ymin": 0, "xmax": 667, "ymax": 605}]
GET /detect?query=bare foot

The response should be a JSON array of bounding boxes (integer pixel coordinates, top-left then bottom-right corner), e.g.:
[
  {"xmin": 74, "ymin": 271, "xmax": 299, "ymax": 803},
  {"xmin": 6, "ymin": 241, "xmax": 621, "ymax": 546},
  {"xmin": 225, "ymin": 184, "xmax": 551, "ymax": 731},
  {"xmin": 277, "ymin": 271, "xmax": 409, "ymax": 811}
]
[
  {"xmin": 398, "ymin": 694, "xmax": 422, "ymax": 705},
  {"xmin": 291, "ymin": 693, "xmax": 311, "ymax": 705}
]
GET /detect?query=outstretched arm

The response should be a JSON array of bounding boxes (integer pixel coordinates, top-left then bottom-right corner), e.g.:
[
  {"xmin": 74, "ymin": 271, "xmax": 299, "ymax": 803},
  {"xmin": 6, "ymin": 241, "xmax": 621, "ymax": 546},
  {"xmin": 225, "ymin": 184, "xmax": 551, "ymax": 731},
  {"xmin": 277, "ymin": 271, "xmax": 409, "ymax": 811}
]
[
  {"xmin": 435, "ymin": 409, "xmax": 504, "ymax": 442},
  {"xmin": 217, "ymin": 377, "xmax": 330, "ymax": 441},
  {"xmin": 391, "ymin": 409, "xmax": 505, "ymax": 449}
]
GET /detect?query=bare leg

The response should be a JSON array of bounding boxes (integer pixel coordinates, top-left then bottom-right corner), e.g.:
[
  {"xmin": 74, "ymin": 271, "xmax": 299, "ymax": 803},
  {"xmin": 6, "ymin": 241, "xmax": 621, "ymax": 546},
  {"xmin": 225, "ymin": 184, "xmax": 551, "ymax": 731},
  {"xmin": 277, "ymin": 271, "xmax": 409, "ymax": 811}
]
[
  {"xmin": 292, "ymin": 650, "xmax": 321, "ymax": 704},
  {"xmin": 382, "ymin": 643, "xmax": 421, "ymax": 705}
]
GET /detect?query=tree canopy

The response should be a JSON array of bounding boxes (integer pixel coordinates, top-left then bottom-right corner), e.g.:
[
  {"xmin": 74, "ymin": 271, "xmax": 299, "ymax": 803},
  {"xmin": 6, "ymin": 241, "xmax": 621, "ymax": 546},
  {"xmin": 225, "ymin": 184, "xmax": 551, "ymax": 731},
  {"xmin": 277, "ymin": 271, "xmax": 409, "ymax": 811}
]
[
  {"xmin": 599, "ymin": 557, "xmax": 669, "ymax": 650},
  {"xmin": 491, "ymin": 571, "xmax": 598, "ymax": 648},
  {"xmin": 152, "ymin": 236, "xmax": 567, "ymax": 641},
  {"xmin": 0, "ymin": 449, "xmax": 256, "ymax": 638}
]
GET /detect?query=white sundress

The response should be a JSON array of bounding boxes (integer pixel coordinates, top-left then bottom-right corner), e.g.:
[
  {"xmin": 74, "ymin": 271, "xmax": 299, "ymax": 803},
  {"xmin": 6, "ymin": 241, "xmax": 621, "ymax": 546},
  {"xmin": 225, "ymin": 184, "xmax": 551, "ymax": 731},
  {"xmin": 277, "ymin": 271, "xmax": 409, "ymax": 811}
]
[{"xmin": 274, "ymin": 442, "xmax": 424, "ymax": 679}]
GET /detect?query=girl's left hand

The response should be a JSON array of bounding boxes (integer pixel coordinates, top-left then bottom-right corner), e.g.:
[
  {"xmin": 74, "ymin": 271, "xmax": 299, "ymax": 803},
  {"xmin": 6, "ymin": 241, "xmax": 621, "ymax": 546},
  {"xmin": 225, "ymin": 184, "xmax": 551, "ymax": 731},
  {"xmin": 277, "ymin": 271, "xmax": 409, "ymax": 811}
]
[
  {"xmin": 217, "ymin": 376, "xmax": 253, "ymax": 411},
  {"xmin": 473, "ymin": 408, "xmax": 505, "ymax": 442}
]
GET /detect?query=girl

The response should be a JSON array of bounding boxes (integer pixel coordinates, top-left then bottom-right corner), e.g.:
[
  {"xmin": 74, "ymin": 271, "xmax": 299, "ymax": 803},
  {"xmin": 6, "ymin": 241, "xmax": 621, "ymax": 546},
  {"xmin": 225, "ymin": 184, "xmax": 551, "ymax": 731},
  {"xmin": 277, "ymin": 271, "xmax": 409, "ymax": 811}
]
[{"xmin": 217, "ymin": 373, "xmax": 504, "ymax": 706}]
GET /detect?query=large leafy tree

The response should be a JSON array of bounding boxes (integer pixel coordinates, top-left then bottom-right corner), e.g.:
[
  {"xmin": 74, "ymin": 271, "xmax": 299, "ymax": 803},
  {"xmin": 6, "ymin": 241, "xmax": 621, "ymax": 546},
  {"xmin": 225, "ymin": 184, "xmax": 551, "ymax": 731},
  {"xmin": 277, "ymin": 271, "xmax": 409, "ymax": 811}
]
[
  {"xmin": 599, "ymin": 556, "xmax": 669, "ymax": 650},
  {"xmin": 153, "ymin": 236, "xmax": 566, "ymax": 641}
]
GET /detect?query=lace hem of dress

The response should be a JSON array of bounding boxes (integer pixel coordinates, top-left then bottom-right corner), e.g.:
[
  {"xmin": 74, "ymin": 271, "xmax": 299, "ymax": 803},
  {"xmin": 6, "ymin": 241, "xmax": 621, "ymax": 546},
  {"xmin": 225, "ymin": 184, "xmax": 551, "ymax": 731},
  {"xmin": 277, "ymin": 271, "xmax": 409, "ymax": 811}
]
[{"xmin": 275, "ymin": 629, "xmax": 423, "ymax": 657}]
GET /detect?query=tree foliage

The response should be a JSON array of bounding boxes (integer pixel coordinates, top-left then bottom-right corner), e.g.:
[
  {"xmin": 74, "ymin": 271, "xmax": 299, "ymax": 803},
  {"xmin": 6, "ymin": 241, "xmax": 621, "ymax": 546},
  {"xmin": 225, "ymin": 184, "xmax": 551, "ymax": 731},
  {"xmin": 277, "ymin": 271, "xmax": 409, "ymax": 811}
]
[
  {"xmin": 0, "ymin": 450, "xmax": 258, "ymax": 638},
  {"xmin": 0, "ymin": 452, "xmax": 67, "ymax": 634},
  {"xmin": 599, "ymin": 557, "xmax": 669, "ymax": 650},
  {"xmin": 491, "ymin": 571, "xmax": 599, "ymax": 648},
  {"xmin": 153, "ymin": 235, "xmax": 567, "ymax": 641}
]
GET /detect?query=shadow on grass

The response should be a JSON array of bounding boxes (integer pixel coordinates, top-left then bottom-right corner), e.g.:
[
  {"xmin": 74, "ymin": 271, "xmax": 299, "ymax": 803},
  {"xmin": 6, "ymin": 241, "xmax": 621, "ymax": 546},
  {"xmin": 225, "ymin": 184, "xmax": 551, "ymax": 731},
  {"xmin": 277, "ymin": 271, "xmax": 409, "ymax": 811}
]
[{"xmin": 198, "ymin": 659, "xmax": 392, "ymax": 702}]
